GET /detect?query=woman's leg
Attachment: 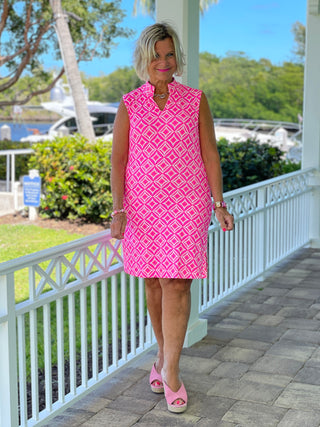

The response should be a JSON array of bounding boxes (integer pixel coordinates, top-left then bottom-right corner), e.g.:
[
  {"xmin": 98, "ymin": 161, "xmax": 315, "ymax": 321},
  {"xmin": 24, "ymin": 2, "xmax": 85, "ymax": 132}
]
[
  {"xmin": 145, "ymin": 278, "xmax": 164, "ymax": 373},
  {"xmin": 160, "ymin": 278, "xmax": 192, "ymax": 393}
]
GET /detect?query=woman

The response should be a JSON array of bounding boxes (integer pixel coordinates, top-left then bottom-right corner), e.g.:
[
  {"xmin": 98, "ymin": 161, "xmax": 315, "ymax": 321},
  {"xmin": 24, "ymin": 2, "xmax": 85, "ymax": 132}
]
[{"xmin": 111, "ymin": 22, "xmax": 233, "ymax": 413}]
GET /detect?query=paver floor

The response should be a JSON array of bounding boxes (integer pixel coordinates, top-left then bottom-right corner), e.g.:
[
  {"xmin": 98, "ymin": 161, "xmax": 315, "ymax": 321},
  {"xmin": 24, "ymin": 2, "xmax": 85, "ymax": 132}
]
[{"xmin": 45, "ymin": 248, "xmax": 320, "ymax": 427}]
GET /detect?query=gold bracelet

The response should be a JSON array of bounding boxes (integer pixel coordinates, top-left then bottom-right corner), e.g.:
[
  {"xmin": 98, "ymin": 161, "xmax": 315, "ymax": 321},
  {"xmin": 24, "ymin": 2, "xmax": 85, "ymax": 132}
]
[{"xmin": 111, "ymin": 208, "xmax": 127, "ymax": 217}]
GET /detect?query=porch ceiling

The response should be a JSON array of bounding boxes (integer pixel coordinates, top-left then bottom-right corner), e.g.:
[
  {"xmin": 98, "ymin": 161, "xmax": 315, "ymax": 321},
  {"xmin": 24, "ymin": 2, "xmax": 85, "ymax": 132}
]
[{"xmin": 309, "ymin": 0, "xmax": 320, "ymax": 14}]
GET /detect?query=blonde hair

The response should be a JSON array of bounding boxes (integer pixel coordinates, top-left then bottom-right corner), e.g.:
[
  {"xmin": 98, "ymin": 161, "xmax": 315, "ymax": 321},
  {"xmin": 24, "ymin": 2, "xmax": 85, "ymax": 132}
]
[{"xmin": 134, "ymin": 22, "xmax": 185, "ymax": 81}]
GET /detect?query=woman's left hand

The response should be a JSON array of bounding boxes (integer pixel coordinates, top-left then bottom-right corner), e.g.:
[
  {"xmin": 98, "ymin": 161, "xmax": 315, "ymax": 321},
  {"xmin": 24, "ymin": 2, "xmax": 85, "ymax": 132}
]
[
  {"xmin": 110, "ymin": 213, "xmax": 127, "ymax": 239},
  {"xmin": 215, "ymin": 208, "xmax": 234, "ymax": 231}
]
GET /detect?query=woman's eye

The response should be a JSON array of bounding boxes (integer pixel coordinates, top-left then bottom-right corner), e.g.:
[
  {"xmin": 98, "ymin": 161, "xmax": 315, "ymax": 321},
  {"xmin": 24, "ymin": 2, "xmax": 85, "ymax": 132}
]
[{"xmin": 152, "ymin": 52, "xmax": 174, "ymax": 60}]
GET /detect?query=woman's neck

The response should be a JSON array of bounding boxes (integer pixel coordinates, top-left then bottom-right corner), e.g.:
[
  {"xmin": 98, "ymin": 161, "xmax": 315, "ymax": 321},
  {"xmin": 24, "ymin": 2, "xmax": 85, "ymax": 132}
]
[{"xmin": 149, "ymin": 78, "xmax": 173, "ymax": 94}]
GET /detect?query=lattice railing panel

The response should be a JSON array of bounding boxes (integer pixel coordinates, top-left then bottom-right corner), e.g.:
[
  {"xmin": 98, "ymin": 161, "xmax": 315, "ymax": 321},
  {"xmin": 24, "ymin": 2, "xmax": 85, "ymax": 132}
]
[
  {"xmin": 19, "ymin": 236, "xmax": 124, "ymax": 303},
  {"xmin": 0, "ymin": 230, "xmax": 155, "ymax": 427},
  {"xmin": 267, "ymin": 173, "xmax": 309, "ymax": 205},
  {"xmin": 202, "ymin": 169, "xmax": 314, "ymax": 312}
]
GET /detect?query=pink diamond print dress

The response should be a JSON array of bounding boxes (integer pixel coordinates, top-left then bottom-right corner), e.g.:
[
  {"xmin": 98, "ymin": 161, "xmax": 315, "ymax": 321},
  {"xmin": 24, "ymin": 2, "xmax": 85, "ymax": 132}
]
[{"xmin": 122, "ymin": 79, "xmax": 212, "ymax": 279}]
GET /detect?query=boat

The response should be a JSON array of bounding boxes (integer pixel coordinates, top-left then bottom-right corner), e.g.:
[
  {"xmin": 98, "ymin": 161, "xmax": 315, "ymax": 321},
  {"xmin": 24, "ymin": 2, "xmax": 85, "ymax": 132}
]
[{"xmin": 20, "ymin": 80, "xmax": 118, "ymax": 143}]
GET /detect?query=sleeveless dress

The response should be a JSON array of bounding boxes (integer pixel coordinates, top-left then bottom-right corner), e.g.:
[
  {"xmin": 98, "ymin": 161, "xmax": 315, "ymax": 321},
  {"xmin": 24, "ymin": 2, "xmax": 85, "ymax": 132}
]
[{"xmin": 122, "ymin": 79, "xmax": 212, "ymax": 279}]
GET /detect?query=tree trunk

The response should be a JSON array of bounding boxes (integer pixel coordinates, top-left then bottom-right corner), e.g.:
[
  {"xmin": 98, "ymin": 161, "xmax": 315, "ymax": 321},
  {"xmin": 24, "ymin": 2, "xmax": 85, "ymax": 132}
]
[{"xmin": 49, "ymin": 0, "xmax": 95, "ymax": 141}]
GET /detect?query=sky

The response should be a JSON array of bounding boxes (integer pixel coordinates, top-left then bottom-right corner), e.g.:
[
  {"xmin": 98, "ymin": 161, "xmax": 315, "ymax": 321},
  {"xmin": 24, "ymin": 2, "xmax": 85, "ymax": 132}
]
[{"xmin": 73, "ymin": 0, "xmax": 307, "ymax": 77}]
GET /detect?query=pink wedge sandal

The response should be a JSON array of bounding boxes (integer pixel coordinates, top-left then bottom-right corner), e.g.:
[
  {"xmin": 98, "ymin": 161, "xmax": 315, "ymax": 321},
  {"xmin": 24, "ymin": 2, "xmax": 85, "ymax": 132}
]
[
  {"xmin": 149, "ymin": 363, "xmax": 164, "ymax": 393},
  {"xmin": 163, "ymin": 378, "xmax": 188, "ymax": 413}
]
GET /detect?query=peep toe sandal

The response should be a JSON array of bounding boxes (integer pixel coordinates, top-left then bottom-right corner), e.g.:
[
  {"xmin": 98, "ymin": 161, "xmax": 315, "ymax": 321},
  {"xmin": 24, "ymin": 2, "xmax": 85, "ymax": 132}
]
[{"xmin": 163, "ymin": 378, "xmax": 188, "ymax": 413}]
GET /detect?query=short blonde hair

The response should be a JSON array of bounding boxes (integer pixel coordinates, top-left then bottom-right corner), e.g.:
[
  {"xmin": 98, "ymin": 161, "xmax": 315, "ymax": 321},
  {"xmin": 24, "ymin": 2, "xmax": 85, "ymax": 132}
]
[{"xmin": 134, "ymin": 22, "xmax": 185, "ymax": 81}]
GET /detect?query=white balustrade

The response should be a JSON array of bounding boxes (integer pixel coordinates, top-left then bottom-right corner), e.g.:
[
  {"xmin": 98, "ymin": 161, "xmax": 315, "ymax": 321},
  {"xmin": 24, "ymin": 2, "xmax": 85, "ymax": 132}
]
[
  {"xmin": 0, "ymin": 168, "xmax": 315, "ymax": 426},
  {"xmin": 0, "ymin": 149, "xmax": 34, "ymax": 214},
  {"xmin": 0, "ymin": 231, "xmax": 155, "ymax": 426},
  {"xmin": 0, "ymin": 149, "xmax": 34, "ymax": 191},
  {"xmin": 199, "ymin": 168, "xmax": 314, "ymax": 312}
]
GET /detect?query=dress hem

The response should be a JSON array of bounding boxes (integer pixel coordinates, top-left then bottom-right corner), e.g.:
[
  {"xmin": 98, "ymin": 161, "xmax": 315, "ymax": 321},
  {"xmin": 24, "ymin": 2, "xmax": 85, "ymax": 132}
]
[{"xmin": 123, "ymin": 269, "xmax": 207, "ymax": 280}]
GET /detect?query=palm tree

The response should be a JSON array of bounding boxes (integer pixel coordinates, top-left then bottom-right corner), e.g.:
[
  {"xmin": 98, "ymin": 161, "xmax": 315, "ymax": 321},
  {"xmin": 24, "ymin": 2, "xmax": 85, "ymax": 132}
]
[
  {"xmin": 49, "ymin": 0, "xmax": 95, "ymax": 141},
  {"xmin": 133, "ymin": 0, "xmax": 218, "ymax": 16}
]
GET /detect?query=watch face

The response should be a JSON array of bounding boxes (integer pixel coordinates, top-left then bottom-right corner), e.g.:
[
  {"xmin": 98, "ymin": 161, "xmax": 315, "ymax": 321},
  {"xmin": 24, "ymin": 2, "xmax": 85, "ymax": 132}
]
[{"xmin": 214, "ymin": 201, "xmax": 226, "ymax": 210}]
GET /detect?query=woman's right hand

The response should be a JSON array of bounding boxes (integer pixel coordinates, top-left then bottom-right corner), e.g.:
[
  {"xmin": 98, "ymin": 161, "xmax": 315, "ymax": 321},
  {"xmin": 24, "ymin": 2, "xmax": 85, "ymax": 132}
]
[{"xmin": 110, "ymin": 213, "xmax": 127, "ymax": 239}]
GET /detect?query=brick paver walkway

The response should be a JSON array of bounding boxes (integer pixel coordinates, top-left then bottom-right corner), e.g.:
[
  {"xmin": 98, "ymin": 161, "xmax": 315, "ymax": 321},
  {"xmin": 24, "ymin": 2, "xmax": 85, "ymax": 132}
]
[{"xmin": 45, "ymin": 248, "xmax": 320, "ymax": 427}]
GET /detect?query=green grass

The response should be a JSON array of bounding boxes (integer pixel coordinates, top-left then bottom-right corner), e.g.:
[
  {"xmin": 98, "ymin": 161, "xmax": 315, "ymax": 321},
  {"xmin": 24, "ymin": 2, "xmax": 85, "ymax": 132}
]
[{"xmin": 0, "ymin": 224, "xmax": 85, "ymax": 302}]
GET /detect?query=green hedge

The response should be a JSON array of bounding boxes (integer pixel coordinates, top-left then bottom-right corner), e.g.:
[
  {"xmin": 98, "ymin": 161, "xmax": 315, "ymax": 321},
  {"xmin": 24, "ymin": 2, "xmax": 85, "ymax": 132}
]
[
  {"xmin": 218, "ymin": 138, "xmax": 300, "ymax": 192},
  {"xmin": 0, "ymin": 140, "xmax": 32, "ymax": 180},
  {"xmin": 28, "ymin": 135, "xmax": 113, "ymax": 223}
]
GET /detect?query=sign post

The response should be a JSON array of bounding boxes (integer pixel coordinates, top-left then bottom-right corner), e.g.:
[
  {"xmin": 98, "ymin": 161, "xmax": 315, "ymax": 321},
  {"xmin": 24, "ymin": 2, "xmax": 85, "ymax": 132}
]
[{"xmin": 23, "ymin": 170, "xmax": 41, "ymax": 220}]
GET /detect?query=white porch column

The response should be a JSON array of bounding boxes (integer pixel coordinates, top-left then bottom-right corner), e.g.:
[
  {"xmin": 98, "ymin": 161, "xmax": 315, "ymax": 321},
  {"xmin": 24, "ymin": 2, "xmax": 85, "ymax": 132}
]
[
  {"xmin": 302, "ymin": 0, "xmax": 320, "ymax": 247},
  {"xmin": 0, "ymin": 273, "xmax": 19, "ymax": 426},
  {"xmin": 156, "ymin": 0, "xmax": 207, "ymax": 347},
  {"xmin": 156, "ymin": 0, "xmax": 200, "ymax": 88},
  {"xmin": 183, "ymin": 279, "xmax": 207, "ymax": 348}
]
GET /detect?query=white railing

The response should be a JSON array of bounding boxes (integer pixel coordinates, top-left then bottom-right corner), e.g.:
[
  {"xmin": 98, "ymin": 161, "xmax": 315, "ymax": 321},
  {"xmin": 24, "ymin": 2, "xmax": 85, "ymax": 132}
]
[
  {"xmin": 0, "ymin": 232, "xmax": 155, "ymax": 427},
  {"xmin": 214, "ymin": 118, "xmax": 302, "ymax": 134},
  {"xmin": 214, "ymin": 118, "xmax": 303, "ymax": 144},
  {"xmin": 0, "ymin": 149, "xmax": 34, "ymax": 213},
  {"xmin": 200, "ymin": 168, "xmax": 314, "ymax": 311},
  {"xmin": 0, "ymin": 149, "xmax": 34, "ymax": 192},
  {"xmin": 0, "ymin": 168, "xmax": 314, "ymax": 427}
]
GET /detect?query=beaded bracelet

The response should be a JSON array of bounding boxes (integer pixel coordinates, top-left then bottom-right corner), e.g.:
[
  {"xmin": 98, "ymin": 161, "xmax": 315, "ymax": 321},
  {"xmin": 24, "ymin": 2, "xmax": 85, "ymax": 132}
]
[
  {"xmin": 213, "ymin": 201, "xmax": 227, "ymax": 211},
  {"xmin": 111, "ymin": 208, "xmax": 127, "ymax": 218}
]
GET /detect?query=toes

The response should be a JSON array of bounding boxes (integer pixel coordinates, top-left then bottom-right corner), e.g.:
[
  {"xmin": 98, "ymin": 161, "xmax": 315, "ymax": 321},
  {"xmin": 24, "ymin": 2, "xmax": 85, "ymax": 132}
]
[
  {"xmin": 152, "ymin": 380, "xmax": 162, "ymax": 387},
  {"xmin": 173, "ymin": 398, "xmax": 185, "ymax": 406}
]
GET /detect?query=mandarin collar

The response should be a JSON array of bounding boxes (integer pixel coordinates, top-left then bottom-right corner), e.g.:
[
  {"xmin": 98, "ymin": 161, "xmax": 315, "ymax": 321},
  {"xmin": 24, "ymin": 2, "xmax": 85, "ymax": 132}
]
[{"xmin": 144, "ymin": 78, "xmax": 178, "ymax": 96}]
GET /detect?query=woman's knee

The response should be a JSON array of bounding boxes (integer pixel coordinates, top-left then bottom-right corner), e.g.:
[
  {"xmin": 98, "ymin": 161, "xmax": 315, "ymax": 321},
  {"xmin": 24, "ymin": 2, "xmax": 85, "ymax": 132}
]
[
  {"xmin": 160, "ymin": 278, "xmax": 192, "ymax": 294},
  {"xmin": 145, "ymin": 277, "xmax": 161, "ymax": 290}
]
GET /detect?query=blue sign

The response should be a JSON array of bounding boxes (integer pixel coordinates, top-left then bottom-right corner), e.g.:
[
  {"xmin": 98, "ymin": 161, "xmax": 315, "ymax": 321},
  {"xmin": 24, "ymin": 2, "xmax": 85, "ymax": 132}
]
[{"xmin": 23, "ymin": 176, "xmax": 41, "ymax": 207}]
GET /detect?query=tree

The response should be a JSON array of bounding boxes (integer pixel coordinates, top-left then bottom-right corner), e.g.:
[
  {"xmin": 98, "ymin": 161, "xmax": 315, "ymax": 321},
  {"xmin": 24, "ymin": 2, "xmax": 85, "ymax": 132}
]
[
  {"xmin": 0, "ymin": 0, "xmax": 132, "ymax": 108},
  {"xmin": 84, "ymin": 67, "xmax": 142, "ymax": 103},
  {"xmin": 291, "ymin": 21, "xmax": 305, "ymax": 64},
  {"xmin": 198, "ymin": 52, "xmax": 304, "ymax": 122},
  {"xmin": 133, "ymin": 0, "xmax": 218, "ymax": 16},
  {"xmin": 49, "ymin": 0, "xmax": 95, "ymax": 141}
]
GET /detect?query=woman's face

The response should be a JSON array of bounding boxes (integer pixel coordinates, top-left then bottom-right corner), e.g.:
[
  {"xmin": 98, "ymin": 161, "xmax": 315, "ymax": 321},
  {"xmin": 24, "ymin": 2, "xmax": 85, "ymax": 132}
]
[{"xmin": 148, "ymin": 37, "xmax": 177, "ymax": 84}]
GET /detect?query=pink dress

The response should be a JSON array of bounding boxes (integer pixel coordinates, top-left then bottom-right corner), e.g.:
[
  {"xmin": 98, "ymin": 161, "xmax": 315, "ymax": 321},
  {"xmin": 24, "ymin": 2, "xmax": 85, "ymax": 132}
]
[{"xmin": 122, "ymin": 79, "xmax": 212, "ymax": 278}]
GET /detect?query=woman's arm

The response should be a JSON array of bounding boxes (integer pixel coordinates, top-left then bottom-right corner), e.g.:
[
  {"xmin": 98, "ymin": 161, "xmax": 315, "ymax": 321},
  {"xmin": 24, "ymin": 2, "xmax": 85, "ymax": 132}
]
[
  {"xmin": 110, "ymin": 99, "xmax": 130, "ymax": 239},
  {"xmin": 199, "ymin": 92, "xmax": 233, "ymax": 231}
]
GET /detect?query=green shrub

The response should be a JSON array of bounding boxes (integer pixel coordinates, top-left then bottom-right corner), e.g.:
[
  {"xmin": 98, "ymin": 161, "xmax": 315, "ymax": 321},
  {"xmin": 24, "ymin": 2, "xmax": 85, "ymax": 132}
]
[
  {"xmin": 28, "ymin": 135, "xmax": 112, "ymax": 223},
  {"xmin": 0, "ymin": 140, "xmax": 32, "ymax": 180},
  {"xmin": 217, "ymin": 138, "xmax": 301, "ymax": 192},
  {"xmin": 280, "ymin": 159, "xmax": 301, "ymax": 175}
]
